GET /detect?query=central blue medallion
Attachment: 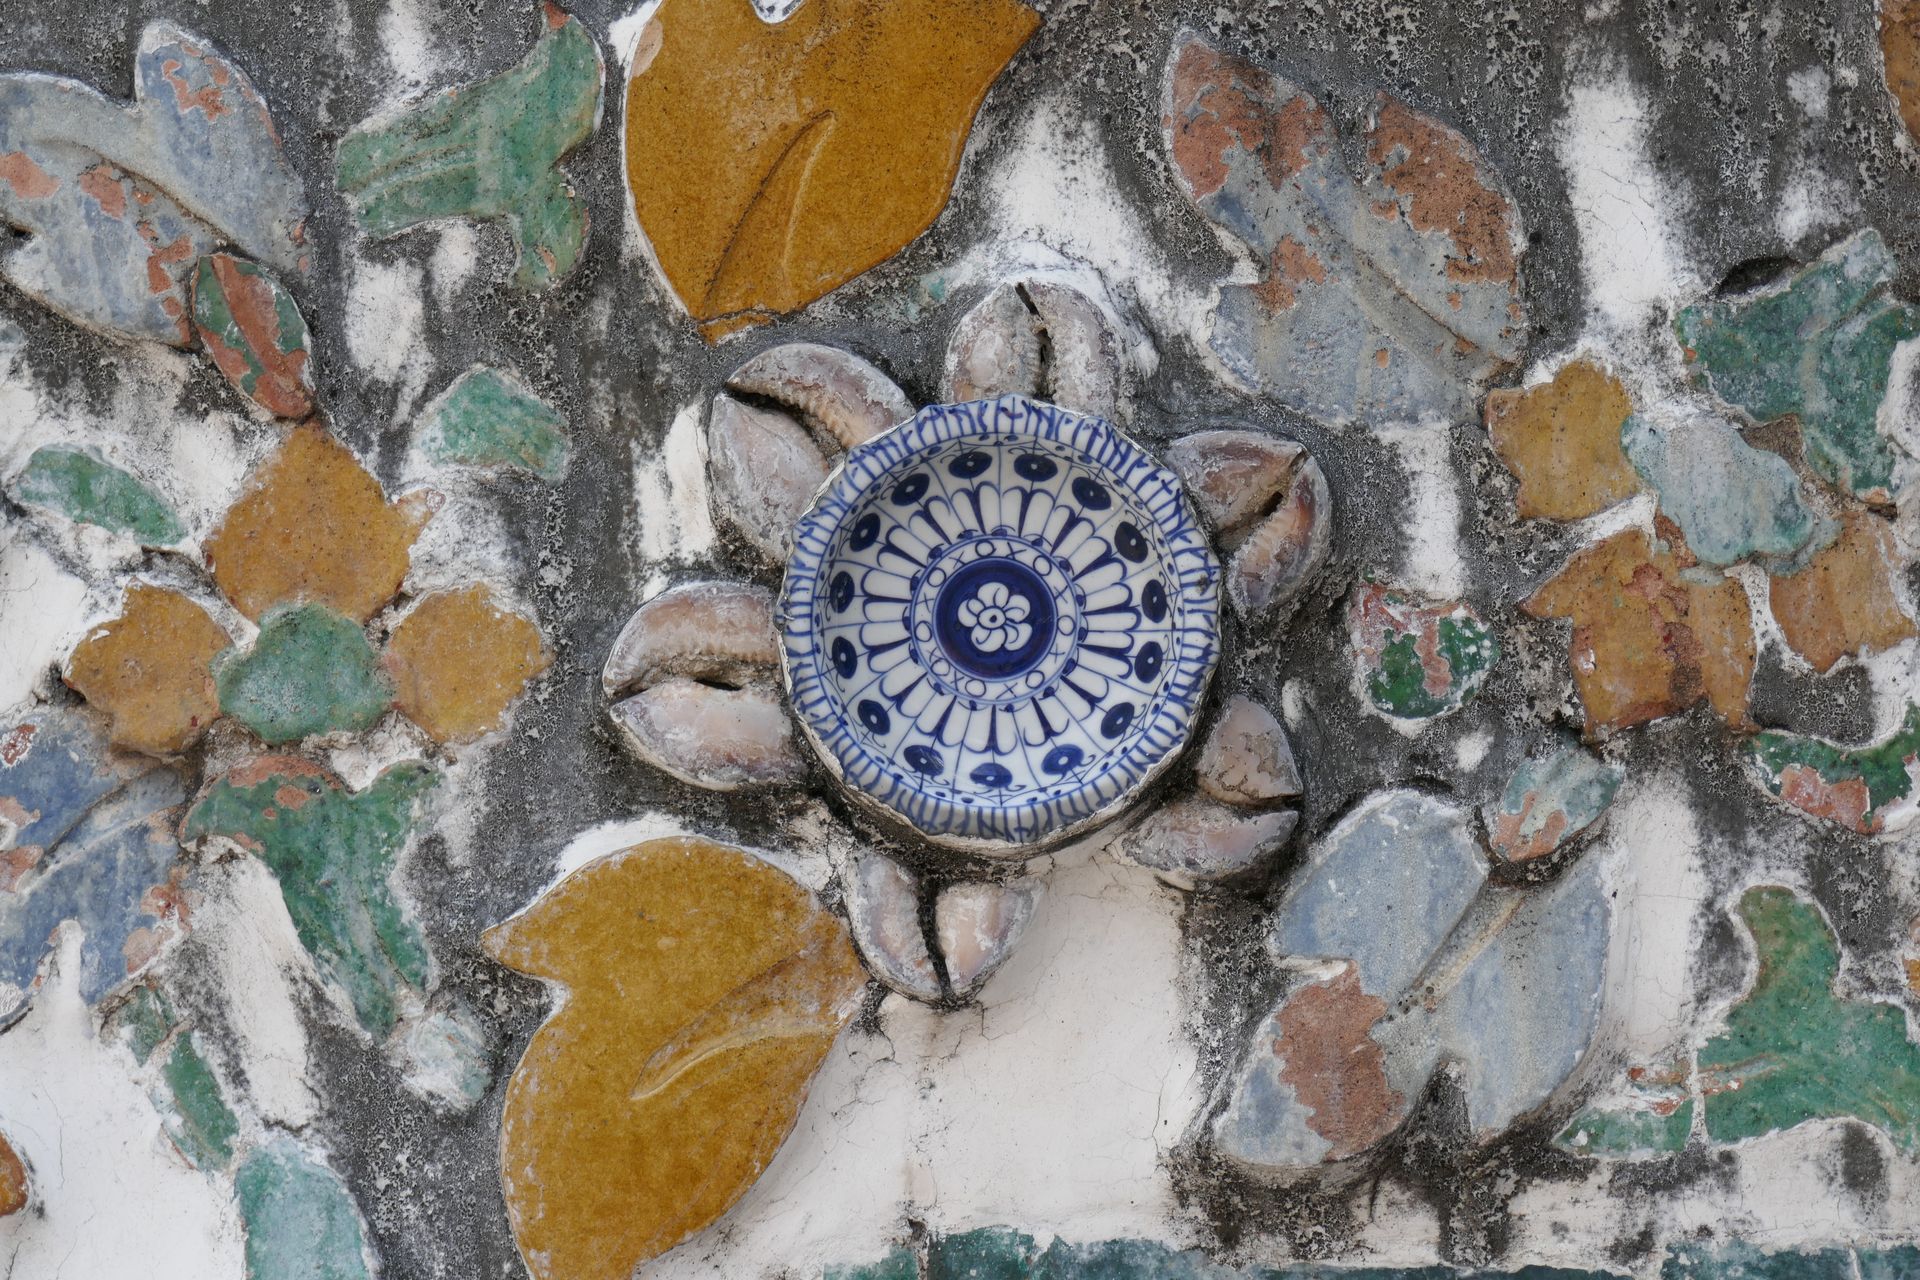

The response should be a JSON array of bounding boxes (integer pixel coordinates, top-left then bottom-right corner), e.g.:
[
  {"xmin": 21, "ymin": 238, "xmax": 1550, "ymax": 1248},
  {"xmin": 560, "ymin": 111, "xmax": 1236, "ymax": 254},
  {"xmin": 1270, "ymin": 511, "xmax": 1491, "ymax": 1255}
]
[{"xmin": 780, "ymin": 395, "xmax": 1222, "ymax": 854}]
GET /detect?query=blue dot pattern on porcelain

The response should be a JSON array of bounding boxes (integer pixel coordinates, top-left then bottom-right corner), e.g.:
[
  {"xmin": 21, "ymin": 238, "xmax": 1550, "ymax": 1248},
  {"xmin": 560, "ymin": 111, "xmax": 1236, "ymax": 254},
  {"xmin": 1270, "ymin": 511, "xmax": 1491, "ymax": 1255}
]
[{"xmin": 780, "ymin": 395, "xmax": 1221, "ymax": 850}]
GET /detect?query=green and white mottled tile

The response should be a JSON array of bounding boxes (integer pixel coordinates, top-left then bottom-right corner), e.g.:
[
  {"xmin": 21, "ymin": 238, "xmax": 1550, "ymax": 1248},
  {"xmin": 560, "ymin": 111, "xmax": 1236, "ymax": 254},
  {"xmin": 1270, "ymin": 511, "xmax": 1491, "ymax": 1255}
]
[
  {"xmin": 215, "ymin": 603, "xmax": 394, "ymax": 745},
  {"xmin": 1676, "ymin": 229, "xmax": 1920, "ymax": 502},
  {"xmin": 235, "ymin": 1136, "xmax": 376, "ymax": 1280},
  {"xmin": 1744, "ymin": 705, "xmax": 1920, "ymax": 836},
  {"xmin": 415, "ymin": 365, "xmax": 570, "ymax": 480},
  {"xmin": 1350, "ymin": 583, "xmax": 1500, "ymax": 722},
  {"xmin": 336, "ymin": 10, "xmax": 604, "ymax": 291},
  {"xmin": 182, "ymin": 760, "xmax": 438, "ymax": 1039},
  {"xmin": 9, "ymin": 446, "xmax": 184, "ymax": 543}
]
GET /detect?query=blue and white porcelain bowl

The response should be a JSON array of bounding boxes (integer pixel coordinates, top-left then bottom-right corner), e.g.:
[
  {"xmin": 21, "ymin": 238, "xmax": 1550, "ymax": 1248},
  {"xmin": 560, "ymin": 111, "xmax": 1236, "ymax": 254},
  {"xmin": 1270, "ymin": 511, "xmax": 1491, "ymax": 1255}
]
[{"xmin": 781, "ymin": 396, "xmax": 1222, "ymax": 853}]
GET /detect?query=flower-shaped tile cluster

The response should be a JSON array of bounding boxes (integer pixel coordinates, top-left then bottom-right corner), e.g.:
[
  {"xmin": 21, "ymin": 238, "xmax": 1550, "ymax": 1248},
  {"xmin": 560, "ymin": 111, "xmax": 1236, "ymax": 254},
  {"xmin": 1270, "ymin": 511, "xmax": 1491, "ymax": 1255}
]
[{"xmin": 64, "ymin": 422, "xmax": 550, "ymax": 757}]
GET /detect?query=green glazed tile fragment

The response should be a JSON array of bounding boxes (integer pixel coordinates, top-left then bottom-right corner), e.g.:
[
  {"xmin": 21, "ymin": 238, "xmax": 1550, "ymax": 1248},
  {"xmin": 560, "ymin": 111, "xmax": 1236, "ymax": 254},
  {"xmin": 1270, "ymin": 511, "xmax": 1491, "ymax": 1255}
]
[
  {"xmin": 1744, "ymin": 704, "xmax": 1920, "ymax": 836},
  {"xmin": 335, "ymin": 9, "xmax": 604, "ymax": 290},
  {"xmin": 235, "ymin": 1136, "xmax": 375, "ymax": 1280},
  {"xmin": 1351, "ymin": 585, "xmax": 1500, "ymax": 722},
  {"xmin": 1486, "ymin": 744, "xmax": 1625, "ymax": 862},
  {"xmin": 1856, "ymin": 1246, "xmax": 1920, "ymax": 1280},
  {"xmin": 106, "ymin": 983, "xmax": 240, "ymax": 1170},
  {"xmin": 929, "ymin": 1227, "xmax": 1042, "ymax": 1280},
  {"xmin": 109, "ymin": 983, "xmax": 177, "ymax": 1064},
  {"xmin": 827, "ymin": 1247, "xmax": 918, "ymax": 1280},
  {"xmin": 183, "ymin": 761, "xmax": 437, "ymax": 1038},
  {"xmin": 215, "ymin": 603, "xmax": 394, "ymax": 744},
  {"xmin": 158, "ymin": 1031, "xmax": 240, "ymax": 1169},
  {"xmin": 9, "ymin": 446, "xmax": 184, "ymax": 543},
  {"xmin": 192, "ymin": 252, "xmax": 314, "ymax": 419},
  {"xmin": 1676, "ymin": 229, "xmax": 1920, "ymax": 501},
  {"xmin": 1557, "ymin": 1090, "xmax": 1692, "ymax": 1157},
  {"xmin": 1660, "ymin": 1242, "xmax": 1854, "ymax": 1280},
  {"xmin": 1697, "ymin": 886, "xmax": 1920, "ymax": 1151},
  {"xmin": 416, "ymin": 365, "xmax": 570, "ymax": 480},
  {"xmin": 1620, "ymin": 406, "xmax": 1826, "ymax": 569}
]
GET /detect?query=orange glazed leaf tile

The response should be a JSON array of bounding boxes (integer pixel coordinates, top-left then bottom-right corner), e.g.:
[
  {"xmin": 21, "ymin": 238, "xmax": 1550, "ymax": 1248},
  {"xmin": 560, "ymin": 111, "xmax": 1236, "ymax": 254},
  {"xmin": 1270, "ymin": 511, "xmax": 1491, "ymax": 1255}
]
[
  {"xmin": 1769, "ymin": 512, "xmax": 1917, "ymax": 674},
  {"xmin": 204, "ymin": 423, "xmax": 431, "ymax": 623},
  {"xmin": 383, "ymin": 586, "xmax": 550, "ymax": 744},
  {"xmin": 1524, "ymin": 527, "xmax": 1755, "ymax": 736},
  {"xmin": 64, "ymin": 584, "xmax": 230, "ymax": 756},
  {"xmin": 483, "ymin": 837, "xmax": 865, "ymax": 1280},
  {"xmin": 623, "ymin": 0, "xmax": 1040, "ymax": 339},
  {"xmin": 1482, "ymin": 359, "xmax": 1640, "ymax": 521}
]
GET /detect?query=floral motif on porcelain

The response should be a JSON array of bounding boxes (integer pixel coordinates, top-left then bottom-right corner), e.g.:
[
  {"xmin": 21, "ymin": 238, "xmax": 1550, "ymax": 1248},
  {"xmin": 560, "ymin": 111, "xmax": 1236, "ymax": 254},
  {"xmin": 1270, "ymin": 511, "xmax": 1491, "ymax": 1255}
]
[{"xmin": 781, "ymin": 396, "xmax": 1221, "ymax": 849}]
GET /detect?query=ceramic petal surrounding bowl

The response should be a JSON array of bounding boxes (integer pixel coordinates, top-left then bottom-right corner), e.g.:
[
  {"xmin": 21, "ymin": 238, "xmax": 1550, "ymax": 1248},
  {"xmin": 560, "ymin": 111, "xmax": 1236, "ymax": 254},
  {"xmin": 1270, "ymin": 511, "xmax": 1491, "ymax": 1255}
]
[{"xmin": 781, "ymin": 395, "xmax": 1221, "ymax": 854}]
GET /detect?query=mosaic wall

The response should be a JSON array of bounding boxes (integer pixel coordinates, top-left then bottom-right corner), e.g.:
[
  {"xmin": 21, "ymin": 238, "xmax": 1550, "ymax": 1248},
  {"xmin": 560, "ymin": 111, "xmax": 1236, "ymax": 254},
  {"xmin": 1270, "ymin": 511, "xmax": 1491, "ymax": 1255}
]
[{"xmin": 3, "ymin": 1, "xmax": 1920, "ymax": 1277}]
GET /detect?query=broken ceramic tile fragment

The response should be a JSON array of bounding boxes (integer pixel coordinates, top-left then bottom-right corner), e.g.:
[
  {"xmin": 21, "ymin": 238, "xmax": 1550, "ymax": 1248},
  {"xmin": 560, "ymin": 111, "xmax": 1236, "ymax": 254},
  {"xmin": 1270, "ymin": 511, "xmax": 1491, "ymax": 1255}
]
[
  {"xmin": 1482, "ymin": 359, "xmax": 1639, "ymax": 521},
  {"xmin": 107, "ymin": 983, "xmax": 240, "ymax": 1170},
  {"xmin": 235, "ymin": 1136, "xmax": 375, "ymax": 1280},
  {"xmin": 727, "ymin": 343, "xmax": 913, "ymax": 450},
  {"xmin": 1524, "ymin": 527, "xmax": 1756, "ymax": 735},
  {"xmin": 1114, "ymin": 796, "xmax": 1297, "ymax": 888},
  {"xmin": 383, "ymin": 586, "xmax": 549, "ymax": 745},
  {"xmin": 0, "ymin": 709, "xmax": 186, "ymax": 1021},
  {"xmin": 1568, "ymin": 888, "xmax": 1920, "ymax": 1159},
  {"xmin": 1349, "ymin": 583, "xmax": 1499, "ymax": 722},
  {"xmin": 843, "ymin": 852, "xmax": 942, "ymax": 1002},
  {"xmin": 623, "ymin": 0, "xmax": 1039, "ymax": 338},
  {"xmin": 942, "ymin": 277, "xmax": 1132, "ymax": 421},
  {"xmin": 9, "ymin": 446, "xmax": 185, "ymax": 544},
  {"xmin": 1676, "ymin": 230, "xmax": 1920, "ymax": 502},
  {"xmin": 396, "ymin": 1001, "xmax": 493, "ymax": 1114},
  {"xmin": 1767, "ymin": 512, "xmax": 1916, "ymax": 673},
  {"xmin": 337, "ymin": 6, "xmax": 604, "ymax": 291},
  {"xmin": 1161, "ymin": 33, "xmax": 1526, "ymax": 424},
  {"xmin": 1216, "ymin": 790, "xmax": 1608, "ymax": 1171},
  {"xmin": 1621, "ymin": 402, "xmax": 1826, "ymax": 569},
  {"xmin": 205, "ymin": 423, "xmax": 431, "ymax": 624},
  {"xmin": 1195, "ymin": 695, "xmax": 1301, "ymax": 806},
  {"xmin": 192, "ymin": 252, "xmax": 313, "ymax": 419},
  {"xmin": 1485, "ymin": 744, "xmax": 1624, "ymax": 863},
  {"xmin": 415, "ymin": 366, "xmax": 570, "ymax": 482},
  {"xmin": 609, "ymin": 679, "xmax": 806, "ymax": 791},
  {"xmin": 781, "ymin": 397, "xmax": 1221, "ymax": 852},
  {"xmin": 1164, "ymin": 429, "xmax": 1332, "ymax": 620},
  {"xmin": 1700, "ymin": 886, "xmax": 1920, "ymax": 1151},
  {"xmin": 214, "ymin": 603, "xmax": 393, "ymax": 744},
  {"xmin": 0, "ymin": 21, "xmax": 307, "ymax": 344},
  {"xmin": 828, "ymin": 1247, "xmax": 918, "ymax": 1280},
  {"xmin": 1556, "ymin": 1061, "xmax": 1694, "ymax": 1157},
  {"xmin": 183, "ymin": 759, "xmax": 437, "ymax": 1038},
  {"xmin": 935, "ymin": 878, "xmax": 1040, "ymax": 999},
  {"xmin": 1744, "ymin": 705, "xmax": 1920, "ymax": 836},
  {"xmin": 1885, "ymin": 0, "xmax": 1920, "ymax": 145},
  {"xmin": 0, "ymin": 1127, "xmax": 24, "ymax": 1216},
  {"xmin": 64, "ymin": 584, "xmax": 229, "ymax": 756},
  {"xmin": 603, "ymin": 580, "xmax": 779, "ymax": 696},
  {"xmin": 708, "ymin": 392, "xmax": 832, "ymax": 562},
  {"xmin": 483, "ymin": 837, "xmax": 866, "ymax": 1280}
]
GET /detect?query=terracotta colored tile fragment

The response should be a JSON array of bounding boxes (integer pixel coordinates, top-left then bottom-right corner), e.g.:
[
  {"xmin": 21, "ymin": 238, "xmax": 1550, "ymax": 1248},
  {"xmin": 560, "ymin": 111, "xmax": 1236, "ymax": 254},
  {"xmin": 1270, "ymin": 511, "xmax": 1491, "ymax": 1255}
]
[
  {"xmin": 1272, "ymin": 964, "xmax": 1401, "ymax": 1161},
  {"xmin": 1482, "ymin": 359, "xmax": 1639, "ymax": 520},
  {"xmin": 64, "ymin": 583, "xmax": 229, "ymax": 756},
  {"xmin": 623, "ymin": 0, "xmax": 1039, "ymax": 339},
  {"xmin": 483, "ymin": 837, "xmax": 866, "ymax": 1280},
  {"xmin": 0, "ymin": 1127, "xmax": 26, "ymax": 1216},
  {"xmin": 1769, "ymin": 512, "xmax": 1916, "ymax": 673},
  {"xmin": 1887, "ymin": 0, "xmax": 1920, "ymax": 146},
  {"xmin": 1524, "ymin": 527, "xmax": 1756, "ymax": 735},
  {"xmin": 191, "ymin": 252, "xmax": 313, "ymax": 419},
  {"xmin": 384, "ymin": 586, "xmax": 550, "ymax": 744},
  {"xmin": 204, "ymin": 423, "xmax": 430, "ymax": 623}
]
